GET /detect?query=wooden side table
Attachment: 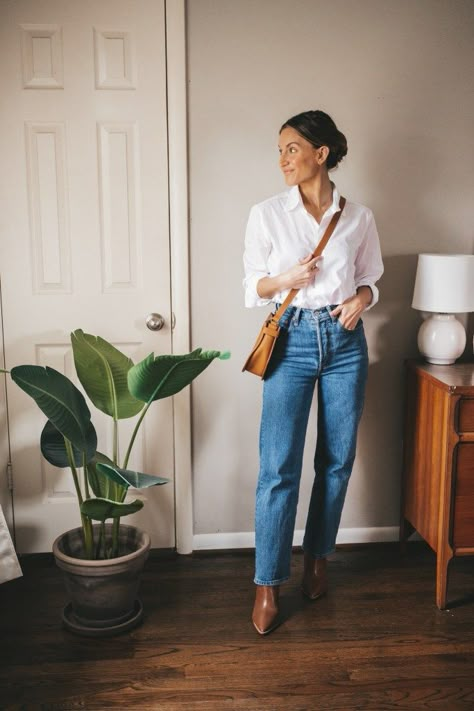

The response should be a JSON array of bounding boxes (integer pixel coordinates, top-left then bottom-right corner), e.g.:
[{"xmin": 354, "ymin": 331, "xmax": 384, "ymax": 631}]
[{"xmin": 400, "ymin": 360, "xmax": 474, "ymax": 609}]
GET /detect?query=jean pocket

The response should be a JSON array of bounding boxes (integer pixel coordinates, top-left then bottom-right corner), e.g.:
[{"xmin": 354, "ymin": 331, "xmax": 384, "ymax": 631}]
[{"xmin": 336, "ymin": 318, "xmax": 362, "ymax": 333}]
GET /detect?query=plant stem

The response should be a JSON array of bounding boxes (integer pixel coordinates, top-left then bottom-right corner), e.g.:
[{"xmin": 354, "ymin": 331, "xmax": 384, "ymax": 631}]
[
  {"xmin": 64, "ymin": 438, "xmax": 83, "ymax": 505},
  {"xmin": 115, "ymin": 402, "xmax": 152, "ymax": 559},
  {"xmin": 82, "ymin": 452, "xmax": 90, "ymax": 500},
  {"xmin": 123, "ymin": 399, "xmax": 152, "ymax": 469},
  {"xmin": 64, "ymin": 438, "xmax": 94, "ymax": 559},
  {"xmin": 112, "ymin": 517, "xmax": 120, "ymax": 558},
  {"xmin": 96, "ymin": 522, "xmax": 106, "ymax": 559},
  {"xmin": 113, "ymin": 418, "xmax": 118, "ymax": 466}
]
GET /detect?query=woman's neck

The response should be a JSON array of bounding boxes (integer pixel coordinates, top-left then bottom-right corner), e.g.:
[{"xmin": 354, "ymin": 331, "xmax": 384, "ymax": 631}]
[{"xmin": 298, "ymin": 174, "xmax": 333, "ymax": 222}]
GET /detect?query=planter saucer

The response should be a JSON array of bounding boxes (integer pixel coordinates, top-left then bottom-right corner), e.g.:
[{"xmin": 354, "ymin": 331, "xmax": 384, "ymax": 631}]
[{"xmin": 62, "ymin": 599, "xmax": 143, "ymax": 637}]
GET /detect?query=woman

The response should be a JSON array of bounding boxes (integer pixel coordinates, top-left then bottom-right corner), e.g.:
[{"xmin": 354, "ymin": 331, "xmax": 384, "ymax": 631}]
[{"xmin": 243, "ymin": 110, "xmax": 383, "ymax": 635}]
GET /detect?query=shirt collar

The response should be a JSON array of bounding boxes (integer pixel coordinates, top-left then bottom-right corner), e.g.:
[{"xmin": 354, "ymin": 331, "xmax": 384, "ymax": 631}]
[
  {"xmin": 284, "ymin": 182, "xmax": 342, "ymax": 214},
  {"xmin": 284, "ymin": 185, "xmax": 303, "ymax": 211}
]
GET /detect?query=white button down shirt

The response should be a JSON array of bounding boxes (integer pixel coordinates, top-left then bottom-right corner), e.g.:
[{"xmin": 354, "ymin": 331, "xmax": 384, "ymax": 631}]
[{"xmin": 243, "ymin": 184, "xmax": 384, "ymax": 310}]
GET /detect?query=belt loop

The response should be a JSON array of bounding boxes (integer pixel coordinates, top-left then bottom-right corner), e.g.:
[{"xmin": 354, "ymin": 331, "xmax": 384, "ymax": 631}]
[{"xmin": 294, "ymin": 307, "xmax": 302, "ymax": 325}]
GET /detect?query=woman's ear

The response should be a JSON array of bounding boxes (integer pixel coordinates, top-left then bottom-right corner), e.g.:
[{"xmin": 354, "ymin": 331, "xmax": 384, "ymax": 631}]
[{"xmin": 315, "ymin": 145, "xmax": 330, "ymax": 165}]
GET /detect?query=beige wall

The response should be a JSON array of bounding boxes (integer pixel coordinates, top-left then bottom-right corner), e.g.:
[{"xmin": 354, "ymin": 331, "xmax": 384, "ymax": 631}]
[{"xmin": 187, "ymin": 0, "xmax": 474, "ymax": 547}]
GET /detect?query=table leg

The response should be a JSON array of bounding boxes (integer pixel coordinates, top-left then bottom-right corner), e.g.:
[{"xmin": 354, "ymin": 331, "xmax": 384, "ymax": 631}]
[{"xmin": 436, "ymin": 546, "xmax": 454, "ymax": 610}]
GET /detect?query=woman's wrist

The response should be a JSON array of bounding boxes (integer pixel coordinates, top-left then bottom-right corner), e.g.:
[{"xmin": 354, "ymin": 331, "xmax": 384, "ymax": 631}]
[
  {"xmin": 356, "ymin": 285, "xmax": 373, "ymax": 308},
  {"xmin": 257, "ymin": 274, "xmax": 287, "ymax": 299}
]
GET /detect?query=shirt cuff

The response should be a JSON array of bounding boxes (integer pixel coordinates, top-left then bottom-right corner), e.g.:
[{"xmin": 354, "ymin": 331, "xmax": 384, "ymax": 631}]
[
  {"xmin": 356, "ymin": 282, "xmax": 379, "ymax": 311},
  {"xmin": 244, "ymin": 272, "xmax": 273, "ymax": 308}
]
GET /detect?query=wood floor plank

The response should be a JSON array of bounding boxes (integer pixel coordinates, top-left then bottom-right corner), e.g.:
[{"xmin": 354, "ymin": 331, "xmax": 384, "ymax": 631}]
[{"xmin": 1, "ymin": 543, "xmax": 473, "ymax": 709}]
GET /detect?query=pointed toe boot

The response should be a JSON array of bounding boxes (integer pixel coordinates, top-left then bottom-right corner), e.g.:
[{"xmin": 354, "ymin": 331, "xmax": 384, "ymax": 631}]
[
  {"xmin": 252, "ymin": 584, "xmax": 280, "ymax": 635},
  {"xmin": 302, "ymin": 553, "xmax": 328, "ymax": 601}
]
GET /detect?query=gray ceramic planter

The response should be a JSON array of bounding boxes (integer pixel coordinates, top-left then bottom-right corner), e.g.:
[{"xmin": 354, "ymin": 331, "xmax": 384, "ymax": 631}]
[{"xmin": 53, "ymin": 523, "xmax": 150, "ymax": 636}]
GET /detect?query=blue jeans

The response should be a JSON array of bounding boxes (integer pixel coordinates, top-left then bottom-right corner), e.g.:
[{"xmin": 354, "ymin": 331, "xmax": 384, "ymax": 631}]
[{"xmin": 254, "ymin": 305, "xmax": 368, "ymax": 586}]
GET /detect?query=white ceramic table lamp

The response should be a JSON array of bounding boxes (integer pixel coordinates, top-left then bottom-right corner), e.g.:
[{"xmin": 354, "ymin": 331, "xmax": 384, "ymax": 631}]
[{"xmin": 412, "ymin": 254, "xmax": 474, "ymax": 365}]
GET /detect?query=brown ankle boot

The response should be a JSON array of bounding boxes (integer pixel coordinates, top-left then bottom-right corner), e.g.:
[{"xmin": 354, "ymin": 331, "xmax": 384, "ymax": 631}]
[
  {"xmin": 302, "ymin": 553, "xmax": 328, "ymax": 600},
  {"xmin": 252, "ymin": 584, "xmax": 280, "ymax": 635}
]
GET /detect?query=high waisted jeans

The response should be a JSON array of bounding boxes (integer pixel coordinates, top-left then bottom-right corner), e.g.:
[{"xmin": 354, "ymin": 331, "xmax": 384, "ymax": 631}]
[{"xmin": 254, "ymin": 305, "xmax": 368, "ymax": 586}]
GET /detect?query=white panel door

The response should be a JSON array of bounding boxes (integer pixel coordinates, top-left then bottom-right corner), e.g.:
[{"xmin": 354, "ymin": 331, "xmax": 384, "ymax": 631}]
[{"xmin": 0, "ymin": 0, "xmax": 175, "ymax": 553}]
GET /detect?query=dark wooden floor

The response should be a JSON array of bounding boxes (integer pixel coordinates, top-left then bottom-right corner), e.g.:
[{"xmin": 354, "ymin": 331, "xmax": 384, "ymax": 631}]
[{"xmin": 1, "ymin": 543, "xmax": 474, "ymax": 710}]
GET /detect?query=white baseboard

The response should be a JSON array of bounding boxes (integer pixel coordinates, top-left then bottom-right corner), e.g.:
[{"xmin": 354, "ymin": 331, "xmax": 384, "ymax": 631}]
[{"xmin": 193, "ymin": 526, "xmax": 401, "ymax": 551}]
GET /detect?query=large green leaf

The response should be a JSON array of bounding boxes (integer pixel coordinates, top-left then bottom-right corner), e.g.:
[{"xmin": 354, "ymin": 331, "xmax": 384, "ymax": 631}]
[
  {"xmin": 40, "ymin": 419, "xmax": 97, "ymax": 468},
  {"xmin": 71, "ymin": 329, "xmax": 144, "ymax": 420},
  {"xmin": 96, "ymin": 462, "xmax": 169, "ymax": 490},
  {"xmin": 81, "ymin": 497, "xmax": 144, "ymax": 521},
  {"xmin": 128, "ymin": 348, "xmax": 229, "ymax": 403},
  {"xmin": 11, "ymin": 365, "xmax": 93, "ymax": 453}
]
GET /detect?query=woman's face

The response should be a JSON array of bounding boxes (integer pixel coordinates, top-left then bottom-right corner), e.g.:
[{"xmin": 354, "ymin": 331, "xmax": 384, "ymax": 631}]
[{"xmin": 278, "ymin": 126, "xmax": 328, "ymax": 186}]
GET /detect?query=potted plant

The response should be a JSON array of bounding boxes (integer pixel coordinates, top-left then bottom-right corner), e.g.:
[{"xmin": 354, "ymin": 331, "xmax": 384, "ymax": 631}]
[{"xmin": 6, "ymin": 329, "xmax": 228, "ymax": 636}]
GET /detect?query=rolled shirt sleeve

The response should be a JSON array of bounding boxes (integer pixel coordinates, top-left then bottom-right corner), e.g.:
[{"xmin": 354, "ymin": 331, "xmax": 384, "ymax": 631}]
[
  {"xmin": 243, "ymin": 205, "xmax": 273, "ymax": 308},
  {"xmin": 354, "ymin": 210, "xmax": 384, "ymax": 310}
]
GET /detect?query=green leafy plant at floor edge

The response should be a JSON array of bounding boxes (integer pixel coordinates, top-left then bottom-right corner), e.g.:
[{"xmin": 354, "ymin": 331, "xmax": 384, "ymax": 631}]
[{"xmin": 6, "ymin": 330, "xmax": 230, "ymax": 560}]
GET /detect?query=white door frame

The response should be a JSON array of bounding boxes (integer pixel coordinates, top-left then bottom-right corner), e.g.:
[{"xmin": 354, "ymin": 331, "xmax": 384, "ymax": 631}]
[
  {"xmin": 0, "ymin": 281, "xmax": 14, "ymax": 534},
  {"xmin": 165, "ymin": 0, "xmax": 193, "ymax": 555}
]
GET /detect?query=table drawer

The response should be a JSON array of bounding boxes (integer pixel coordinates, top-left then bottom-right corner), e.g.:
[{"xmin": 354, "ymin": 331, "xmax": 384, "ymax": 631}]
[
  {"xmin": 458, "ymin": 399, "xmax": 474, "ymax": 433},
  {"xmin": 453, "ymin": 443, "xmax": 474, "ymax": 547}
]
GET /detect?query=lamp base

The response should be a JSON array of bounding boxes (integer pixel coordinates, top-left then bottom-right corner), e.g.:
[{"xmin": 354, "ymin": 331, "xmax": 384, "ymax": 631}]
[
  {"xmin": 417, "ymin": 313, "xmax": 466, "ymax": 365},
  {"xmin": 426, "ymin": 357, "xmax": 460, "ymax": 366}
]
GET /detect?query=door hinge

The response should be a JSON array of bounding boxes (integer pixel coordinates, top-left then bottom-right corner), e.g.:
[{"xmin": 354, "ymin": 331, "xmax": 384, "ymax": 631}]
[{"xmin": 6, "ymin": 461, "xmax": 13, "ymax": 491}]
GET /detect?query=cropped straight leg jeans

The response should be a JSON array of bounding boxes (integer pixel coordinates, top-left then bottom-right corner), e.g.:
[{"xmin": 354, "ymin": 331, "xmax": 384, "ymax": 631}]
[{"xmin": 254, "ymin": 305, "xmax": 368, "ymax": 586}]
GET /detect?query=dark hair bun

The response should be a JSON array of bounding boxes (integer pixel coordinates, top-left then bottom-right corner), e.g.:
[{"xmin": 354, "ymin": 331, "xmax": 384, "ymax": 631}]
[
  {"xmin": 327, "ymin": 128, "xmax": 347, "ymax": 170},
  {"xmin": 280, "ymin": 109, "xmax": 347, "ymax": 170}
]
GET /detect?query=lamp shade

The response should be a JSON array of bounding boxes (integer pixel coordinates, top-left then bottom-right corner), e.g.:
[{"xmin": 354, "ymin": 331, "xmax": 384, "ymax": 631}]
[{"xmin": 412, "ymin": 254, "xmax": 474, "ymax": 313}]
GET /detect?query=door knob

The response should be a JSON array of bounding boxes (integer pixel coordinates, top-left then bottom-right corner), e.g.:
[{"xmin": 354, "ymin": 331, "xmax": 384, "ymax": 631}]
[{"xmin": 145, "ymin": 313, "xmax": 165, "ymax": 331}]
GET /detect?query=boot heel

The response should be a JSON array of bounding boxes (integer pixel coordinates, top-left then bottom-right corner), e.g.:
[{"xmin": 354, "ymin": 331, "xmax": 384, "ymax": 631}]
[{"xmin": 302, "ymin": 554, "xmax": 328, "ymax": 601}]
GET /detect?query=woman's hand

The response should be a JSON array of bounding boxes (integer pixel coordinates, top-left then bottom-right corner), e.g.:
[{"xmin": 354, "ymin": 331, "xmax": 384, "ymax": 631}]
[
  {"xmin": 256, "ymin": 254, "xmax": 321, "ymax": 299},
  {"xmin": 330, "ymin": 286, "xmax": 372, "ymax": 330},
  {"xmin": 283, "ymin": 254, "xmax": 322, "ymax": 290}
]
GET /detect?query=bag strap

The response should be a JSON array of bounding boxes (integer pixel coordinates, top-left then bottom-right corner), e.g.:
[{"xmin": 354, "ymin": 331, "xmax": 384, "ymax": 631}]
[{"xmin": 271, "ymin": 196, "xmax": 346, "ymax": 323}]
